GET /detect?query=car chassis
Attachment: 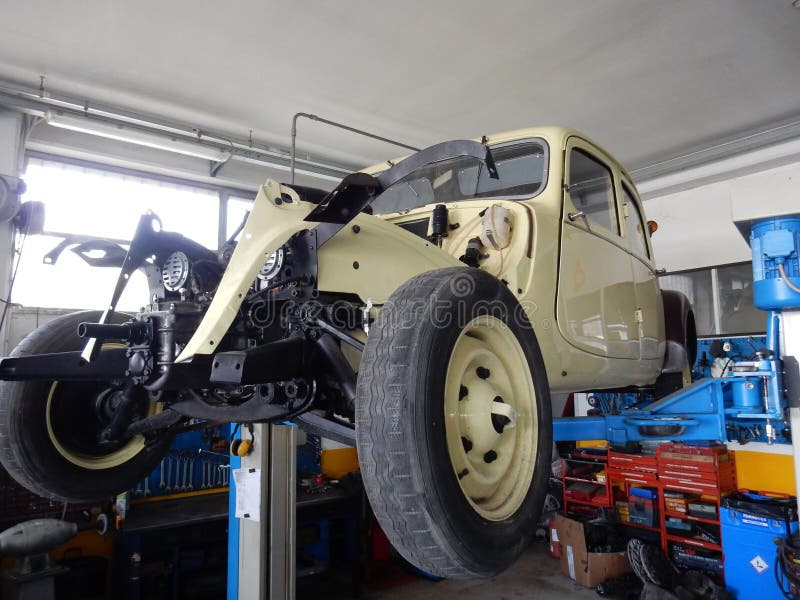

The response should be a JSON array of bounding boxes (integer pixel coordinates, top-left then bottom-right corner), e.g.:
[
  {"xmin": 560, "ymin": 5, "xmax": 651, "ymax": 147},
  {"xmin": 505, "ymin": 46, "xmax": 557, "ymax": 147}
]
[{"xmin": 0, "ymin": 140, "xmax": 499, "ymax": 447}]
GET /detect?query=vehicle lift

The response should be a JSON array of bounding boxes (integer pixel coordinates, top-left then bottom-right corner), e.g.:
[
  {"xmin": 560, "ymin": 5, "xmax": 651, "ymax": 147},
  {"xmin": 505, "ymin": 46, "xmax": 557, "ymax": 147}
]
[{"xmin": 224, "ymin": 214, "xmax": 800, "ymax": 599}]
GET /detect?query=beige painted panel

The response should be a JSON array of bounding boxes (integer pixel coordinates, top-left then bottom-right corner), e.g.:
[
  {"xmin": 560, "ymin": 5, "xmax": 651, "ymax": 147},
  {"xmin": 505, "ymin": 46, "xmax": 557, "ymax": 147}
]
[
  {"xmin": 620, "ymin": 178, "xmax": 665, "ymax": 362},
  {"xmin": 631, "ymin": 260, "xmax": 665, "ymax": 361},
  {"xmin": 557, "ymin": 221, "xmax": 639, "ymax": 360},
  {"xmin": 176, "ymin": 181, "xmax": 316, "ymax": 362},
  {"xmin": 383, "ymin": 200, "xmax": 536, "ymax": 300},
  {"xmin": 317, "ymin": 213, "xmax": 460, "ymax": 302}
]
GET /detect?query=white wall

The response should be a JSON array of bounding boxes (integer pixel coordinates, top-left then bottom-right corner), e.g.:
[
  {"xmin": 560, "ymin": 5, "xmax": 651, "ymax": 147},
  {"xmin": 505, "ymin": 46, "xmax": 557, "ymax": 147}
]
[
  {"xmin": 0, "ymin": 110, "xmax": 22, "ymax": 353},
  {"xmin": 642, "ymin": 159, "xmax": 800, "ymax": 272}
]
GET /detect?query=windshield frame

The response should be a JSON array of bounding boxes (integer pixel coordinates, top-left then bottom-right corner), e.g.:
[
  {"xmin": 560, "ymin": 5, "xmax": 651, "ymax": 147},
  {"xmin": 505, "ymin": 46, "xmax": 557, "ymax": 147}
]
[{"xmin": 371, "ymin": 137, "xmax": 550, "ymax": 215}]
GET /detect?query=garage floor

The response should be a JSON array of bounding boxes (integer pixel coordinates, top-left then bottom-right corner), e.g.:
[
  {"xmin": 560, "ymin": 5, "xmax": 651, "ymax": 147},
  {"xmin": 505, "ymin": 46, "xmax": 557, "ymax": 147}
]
[{"xmin": 365, "ymin": 543, "xmax": 597, "ymax": 600}]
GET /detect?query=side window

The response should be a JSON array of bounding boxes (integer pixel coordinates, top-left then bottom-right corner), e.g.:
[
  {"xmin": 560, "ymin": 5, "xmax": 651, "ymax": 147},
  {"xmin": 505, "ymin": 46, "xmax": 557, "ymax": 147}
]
[
  {"xmin": 622, "ymin": 183, "xmax": 650, "ymax": 259},
  {"xmin": 568, "ymin": 148, "xmax": 619, "ymax": 234}
]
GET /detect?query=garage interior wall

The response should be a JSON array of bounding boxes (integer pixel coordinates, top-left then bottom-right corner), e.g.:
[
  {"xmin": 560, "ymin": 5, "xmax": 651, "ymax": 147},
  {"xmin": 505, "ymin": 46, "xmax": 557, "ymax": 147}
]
[
  {"xmin": 643, "ymin": 150, "xmax": 800, "ymax": 272},
  {"xmin": 0, "ymin": 110, "xmax": 22, "ymax": 348}
]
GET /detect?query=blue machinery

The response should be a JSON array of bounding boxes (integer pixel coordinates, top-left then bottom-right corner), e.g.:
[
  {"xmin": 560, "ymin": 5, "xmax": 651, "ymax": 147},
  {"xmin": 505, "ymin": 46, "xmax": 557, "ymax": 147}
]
[{"xmin": 553, "ymin": 215, "xmax": 800, "ymax": 447}]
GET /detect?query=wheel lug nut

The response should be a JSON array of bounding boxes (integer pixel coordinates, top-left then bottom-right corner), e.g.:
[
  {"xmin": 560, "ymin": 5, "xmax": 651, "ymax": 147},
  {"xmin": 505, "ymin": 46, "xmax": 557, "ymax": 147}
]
[
  {"xmin": 483, "ymin": 450, "xmax": 498, "ymax": 463},
  {"xmin": 461, "ymin": 437, "xmax": 473, "ymax": 453},
  {"xmin": 476, "ymin": 367, "xmax": 490, "ymax": 379}
]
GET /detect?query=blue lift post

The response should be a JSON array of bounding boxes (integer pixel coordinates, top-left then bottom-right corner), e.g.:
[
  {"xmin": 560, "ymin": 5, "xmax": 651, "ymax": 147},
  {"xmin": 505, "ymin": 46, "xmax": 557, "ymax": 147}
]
[{"xmin": 553, "ymin": 215, "xmax": 800, "ymax": 452}]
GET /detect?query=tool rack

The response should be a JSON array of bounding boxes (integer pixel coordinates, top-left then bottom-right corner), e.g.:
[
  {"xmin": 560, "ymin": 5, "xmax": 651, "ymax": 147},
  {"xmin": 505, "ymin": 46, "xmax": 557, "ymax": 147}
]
[{"xmin": 656, "ymin": 443, "xmax": 736, "ymax": 575}]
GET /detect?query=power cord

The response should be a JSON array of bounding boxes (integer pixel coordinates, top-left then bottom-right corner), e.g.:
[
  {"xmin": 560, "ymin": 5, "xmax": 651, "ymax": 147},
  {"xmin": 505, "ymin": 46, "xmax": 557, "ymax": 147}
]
[
  {"xmin": 778, "ymin": 263, "xmax": 800, "ymax": 295},
  {"xmin": 0, "ymin": 224, "xmax": 29, "ymax": 333},
  {"xmin": 775, "ymin": 534, "xmax": 800, "ymax": 599}
]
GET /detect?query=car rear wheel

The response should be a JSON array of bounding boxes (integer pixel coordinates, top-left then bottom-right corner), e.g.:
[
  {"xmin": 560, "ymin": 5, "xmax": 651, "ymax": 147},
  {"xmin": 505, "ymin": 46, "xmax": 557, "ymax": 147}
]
[
  {"xmin": 356, "ymin": 267, "xmax": 552, "ymax": 578},
  {"xmin": 0, "ymin": 310, "xmax": 172, "ymax": 502}
]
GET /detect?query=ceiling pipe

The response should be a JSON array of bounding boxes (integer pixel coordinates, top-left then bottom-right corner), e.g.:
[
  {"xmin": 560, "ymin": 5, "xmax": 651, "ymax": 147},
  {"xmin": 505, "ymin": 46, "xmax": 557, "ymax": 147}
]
[
  {"xmin": 0, "ymin": 79, "xmax": 356, "ymax": 183},
  {"xmin": 290, "ymin": 112, "xmax": 419, "ymax": 184}
]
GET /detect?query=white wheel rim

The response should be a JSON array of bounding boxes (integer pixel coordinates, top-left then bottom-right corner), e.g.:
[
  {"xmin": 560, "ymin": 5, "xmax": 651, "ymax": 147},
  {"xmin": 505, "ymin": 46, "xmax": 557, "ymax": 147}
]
[
  {"xmin": 45, "ymin": 381, "xmax": 155, "ymax": 470},
  {"xmin": 45, "ymin": 342, "xmax": 158, "ymax": 470},
  {"xmin": 444, "ymin": 315, "xmax": 538, "ymax": 521}
]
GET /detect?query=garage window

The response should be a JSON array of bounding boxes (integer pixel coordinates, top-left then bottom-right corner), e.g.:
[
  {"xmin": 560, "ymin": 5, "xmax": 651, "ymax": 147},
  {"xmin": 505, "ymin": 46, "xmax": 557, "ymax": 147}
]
[
  {"xmin": 659, "ymin": 262, "xmax": 765, "ymax": 336},
  {"xmin": 12, "ymin": 158, "xmax": 242, "ymax": 310},
  {"xmin": 568, "ymin": 148, "xmax": 619, "ymax": 235}
]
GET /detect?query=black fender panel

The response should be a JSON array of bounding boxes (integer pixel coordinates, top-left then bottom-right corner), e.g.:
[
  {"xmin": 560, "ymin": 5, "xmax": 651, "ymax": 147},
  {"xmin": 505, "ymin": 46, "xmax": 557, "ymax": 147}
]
[{"xmin": 661, "ymin": 290, "xmax": 697, "ymax": 373}]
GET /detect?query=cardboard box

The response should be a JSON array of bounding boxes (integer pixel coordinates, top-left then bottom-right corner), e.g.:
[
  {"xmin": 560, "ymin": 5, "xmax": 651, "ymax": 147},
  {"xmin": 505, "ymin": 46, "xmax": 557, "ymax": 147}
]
[{"xmin": 554, "ymin": 514, "xmax": 632, "ymax": 587}]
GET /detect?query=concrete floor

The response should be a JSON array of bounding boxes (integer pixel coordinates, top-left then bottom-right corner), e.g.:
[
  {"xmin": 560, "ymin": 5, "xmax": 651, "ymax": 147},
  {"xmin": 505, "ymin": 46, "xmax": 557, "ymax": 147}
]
[{"xmin": 365, "ymin": 542, "xmax": 598, "ymax": 600}]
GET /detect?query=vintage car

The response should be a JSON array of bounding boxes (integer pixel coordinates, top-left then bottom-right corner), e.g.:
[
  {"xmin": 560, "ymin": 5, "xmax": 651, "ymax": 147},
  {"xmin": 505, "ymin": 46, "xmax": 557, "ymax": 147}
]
[{"xmin": 0, "ymin": 126, "xmax": 694, "ymax": 578}]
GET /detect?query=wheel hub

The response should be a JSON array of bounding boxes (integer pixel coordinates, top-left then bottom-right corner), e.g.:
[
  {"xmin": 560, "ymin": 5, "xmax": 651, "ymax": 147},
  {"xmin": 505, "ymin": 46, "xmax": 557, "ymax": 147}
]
[
  {"xmin": 444, "ymin": 316, "xmax": 538, "ymax": 521},
  {"xmin": 458, "ymin": 377, "xmax": 517, "ymax": 456}
]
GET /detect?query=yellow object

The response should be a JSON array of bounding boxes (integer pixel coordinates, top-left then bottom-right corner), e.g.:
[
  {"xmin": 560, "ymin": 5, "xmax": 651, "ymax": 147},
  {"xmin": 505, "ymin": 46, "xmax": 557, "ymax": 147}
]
[
  {"xmin": 733, "ymin": 450, "xmax": 796, "ymax": 495},
  {"xmin": 230, "ymin": 437, "xmax": 253, "ymax": 457},
  {"xmin": 320, "ymin": 448, "xmax": 359, "ymax": 479},
  {"xmin": 577, "ymin": 440, "xmax": 609, "ymax": 449}
]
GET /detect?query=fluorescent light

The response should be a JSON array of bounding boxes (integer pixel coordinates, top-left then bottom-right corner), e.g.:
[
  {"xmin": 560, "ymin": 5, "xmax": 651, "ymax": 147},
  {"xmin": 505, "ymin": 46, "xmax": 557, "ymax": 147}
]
[{"xmin": 45, "ymin": 112, "xmax": 231, "ymax": 162}]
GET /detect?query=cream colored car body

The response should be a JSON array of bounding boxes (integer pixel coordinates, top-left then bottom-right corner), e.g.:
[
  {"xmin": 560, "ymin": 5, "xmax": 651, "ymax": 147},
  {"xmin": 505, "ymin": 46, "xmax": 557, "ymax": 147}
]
[{"xmin": 178, "ymin": 126, "xmax": 665, "ymax": 392}]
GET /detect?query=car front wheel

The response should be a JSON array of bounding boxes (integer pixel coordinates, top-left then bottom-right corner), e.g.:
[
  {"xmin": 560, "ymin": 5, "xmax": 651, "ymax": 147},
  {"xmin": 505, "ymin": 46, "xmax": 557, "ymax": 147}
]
[{"xmin": 355, "ymin": 267, "xmax": 552, "ymax": 578}]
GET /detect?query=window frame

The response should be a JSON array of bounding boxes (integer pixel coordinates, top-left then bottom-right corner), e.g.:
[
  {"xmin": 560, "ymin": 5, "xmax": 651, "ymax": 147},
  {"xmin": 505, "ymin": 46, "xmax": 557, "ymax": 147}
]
[
  {"xmin": 566, "ymin": 143, "xmax": 621, "ymax": 237},
  {"xmin": 620, "ymin": 180, "xmax": 651, "ymax": 260},
  {"xmin": 15, "ymin": 151, "xmax": 258, "ymax": 311},
  {"xmin": 26, "ymin": 150, "xmax": 256, "ymax": 251}
]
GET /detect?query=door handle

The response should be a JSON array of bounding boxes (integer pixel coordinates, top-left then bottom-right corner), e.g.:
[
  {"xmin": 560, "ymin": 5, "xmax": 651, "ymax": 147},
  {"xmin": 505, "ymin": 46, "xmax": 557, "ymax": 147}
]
[{"xmin": 567, "ymin": 211, "xmax": 586, "ymax": 222}]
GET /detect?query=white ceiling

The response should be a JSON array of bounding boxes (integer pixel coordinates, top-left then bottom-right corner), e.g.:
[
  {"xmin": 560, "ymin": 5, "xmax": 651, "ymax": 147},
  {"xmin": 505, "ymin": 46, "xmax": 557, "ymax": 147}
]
[{"xmin": 1, "ymin": 0, "xmax": 799, "ymax": 177}]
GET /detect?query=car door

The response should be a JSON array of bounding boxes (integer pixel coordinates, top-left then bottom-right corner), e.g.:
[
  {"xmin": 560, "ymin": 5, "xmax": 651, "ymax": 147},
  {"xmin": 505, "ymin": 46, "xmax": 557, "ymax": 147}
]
[
  {"xmin": 556, "ymin": 138, "xmax": 639, "ymax": 360},
  {"xmin": 620, "ymin": 177, "xmax": 664, "ymax": 360}
]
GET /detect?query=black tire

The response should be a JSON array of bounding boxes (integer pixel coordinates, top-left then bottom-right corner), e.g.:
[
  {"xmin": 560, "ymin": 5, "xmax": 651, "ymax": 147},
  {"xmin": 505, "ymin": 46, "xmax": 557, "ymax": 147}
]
[
  {"xmin": 355, "ymin": 267, "xmax": 552, "ymax": 578},
  {"xmin": 0, "ymin": 310, "xmax": 172, "ymax": 502}
]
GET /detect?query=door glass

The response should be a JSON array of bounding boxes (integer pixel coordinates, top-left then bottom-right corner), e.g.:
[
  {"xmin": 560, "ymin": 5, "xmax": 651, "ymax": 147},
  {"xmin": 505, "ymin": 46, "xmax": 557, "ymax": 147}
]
[
  {"xmin": 568, "ymin": 148, "xmax": 618, "ymax": 234},
  {"xmin": 621, "ymin": 183, "xmax": 650, "ymax": 259}
]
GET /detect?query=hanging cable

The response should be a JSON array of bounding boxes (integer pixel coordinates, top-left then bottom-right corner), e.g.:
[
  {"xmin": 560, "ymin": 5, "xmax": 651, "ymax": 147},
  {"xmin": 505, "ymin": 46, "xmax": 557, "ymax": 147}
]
[
  {"xmin": 0, "ymin": 221, "xmax": 29, "ymax": 333},
  {"xmin": 778, "ymin": 263, "xmax": 800, "ymax": 295},
  {"xmin": 775, "ymin": 535, "xmax": 800, "ymax": 599}
]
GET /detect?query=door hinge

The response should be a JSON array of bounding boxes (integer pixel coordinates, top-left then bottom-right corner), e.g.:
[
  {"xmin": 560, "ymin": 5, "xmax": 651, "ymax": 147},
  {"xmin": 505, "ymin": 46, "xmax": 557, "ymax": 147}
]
[{"xmin": 634, "ymin": 308, "xmax": 644, "ymax": 323}]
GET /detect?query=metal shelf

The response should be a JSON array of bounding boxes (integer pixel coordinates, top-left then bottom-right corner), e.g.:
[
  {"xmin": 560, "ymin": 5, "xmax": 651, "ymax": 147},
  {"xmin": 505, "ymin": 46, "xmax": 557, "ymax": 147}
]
[
  {"xmin": 665, "ymin": 533, "xmax": 722, "ymax": 552},
  {"xmin": 664, "ymin": 510, "xmax": 719, "ymax": 525}
]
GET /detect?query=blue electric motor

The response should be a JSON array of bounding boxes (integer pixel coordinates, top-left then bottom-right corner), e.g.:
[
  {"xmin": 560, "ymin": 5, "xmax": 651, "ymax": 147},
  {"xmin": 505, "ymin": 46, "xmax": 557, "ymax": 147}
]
[{"xmin": 750, "ymin": 217, "xmax": 800, "ymax": 310}]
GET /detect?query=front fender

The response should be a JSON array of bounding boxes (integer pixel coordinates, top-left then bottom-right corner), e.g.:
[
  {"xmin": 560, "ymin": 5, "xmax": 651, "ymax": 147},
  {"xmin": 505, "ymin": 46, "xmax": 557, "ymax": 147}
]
[
  {"xmin": 176, "ymin": 180, "xmax": 317, "ymax": 362},
  {"xmin": 176, "ymin": 180, "xmax": 464, "ymax": 363},
  {"xmin": 317, "ymin": 213, "xmax": 461, "ymax": 302}
]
